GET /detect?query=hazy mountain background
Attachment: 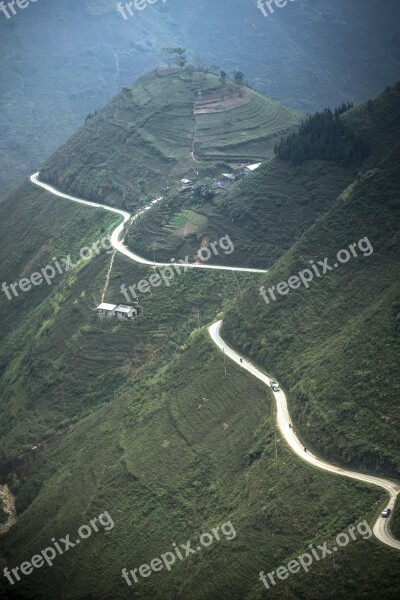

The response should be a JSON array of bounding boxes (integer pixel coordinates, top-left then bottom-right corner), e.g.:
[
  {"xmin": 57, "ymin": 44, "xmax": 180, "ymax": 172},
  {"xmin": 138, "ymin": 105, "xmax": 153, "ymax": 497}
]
[{"xmin": 1, "ymin": 0, "xmax": 400, "ymax": 192}]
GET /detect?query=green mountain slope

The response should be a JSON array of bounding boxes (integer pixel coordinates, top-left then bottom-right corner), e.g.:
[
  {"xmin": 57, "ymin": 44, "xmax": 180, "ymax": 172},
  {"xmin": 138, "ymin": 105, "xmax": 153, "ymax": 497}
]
[
  {"xmin": 1, "ymin": 79, "xmax": 400, "ymax": 600},
  {"xmin": 1, "ymin": 330, "xmax": 397, "ymax": 600},
  {"xmin": 222, "ymin": 101, "xmax": 400, "ymax": 477},
  {"xmin": 129, "ymin": 84, "xmax": 400, "ymax": 272},
  {"xmin": 40, "ymin": 70, "xmax": 300, "ymax": 211},
  {"xmin": 0, "ymin": 180, "xmax": 251, "ymax": 462},
  {"xmin": 126, "ymin": 157, "xmax": 357, "ymax": 269},
  {"xmin": 124, "ymin": 86, "xmax": 400, "ymax": 271}
]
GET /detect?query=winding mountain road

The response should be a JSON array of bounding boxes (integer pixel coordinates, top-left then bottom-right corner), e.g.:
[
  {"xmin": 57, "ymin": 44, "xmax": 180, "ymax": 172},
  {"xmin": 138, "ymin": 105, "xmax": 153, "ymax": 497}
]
[
  {"xmin": 30, "ymin": 172, "xmax": 399, "ymax": 551},
  {"xmin": 209, "ymin": 321, "xmax": 400, "ymax": 551},
  {"xmin": 30, "ymin": 173, "xmax": 267, "ymax": 274}
]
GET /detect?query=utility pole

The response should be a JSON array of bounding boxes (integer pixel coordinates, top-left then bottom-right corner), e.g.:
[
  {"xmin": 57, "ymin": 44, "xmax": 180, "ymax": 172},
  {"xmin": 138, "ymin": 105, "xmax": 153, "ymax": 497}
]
[
  {"xmin": 153, "ymin": 242, "xmax": 156, "ymax": 264},
  {"xmin": 274, "ymin": 432, "xmax": 278, "ymax": 459}
]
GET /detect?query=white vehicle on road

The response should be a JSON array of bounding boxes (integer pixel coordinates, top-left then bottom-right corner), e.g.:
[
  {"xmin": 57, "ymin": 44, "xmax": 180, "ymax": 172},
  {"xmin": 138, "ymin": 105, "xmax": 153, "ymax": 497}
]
[{"xmin": 270, "ymin": 379, "xmax": 280, "ymax": 392}]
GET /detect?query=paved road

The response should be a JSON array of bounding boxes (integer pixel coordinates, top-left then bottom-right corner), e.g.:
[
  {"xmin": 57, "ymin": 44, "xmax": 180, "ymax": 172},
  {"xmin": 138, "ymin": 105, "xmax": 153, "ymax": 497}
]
[
  {"xmin": 208, "ymin": 320, "xmax": 400, "ymax": 551},
  {"xmin": 30, "ymin": 172, "xmax": 399, "ymax": 550},
  {"xmin": 30, "ymin": 173, "xmax": 267, "ymax": 274}
]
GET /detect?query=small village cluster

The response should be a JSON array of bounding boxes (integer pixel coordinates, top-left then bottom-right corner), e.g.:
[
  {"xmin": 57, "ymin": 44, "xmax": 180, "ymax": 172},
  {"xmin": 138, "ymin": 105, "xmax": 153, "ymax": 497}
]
[{"xmin": 180, "ymin": 163, "xmax": 261, "ymax": 195}]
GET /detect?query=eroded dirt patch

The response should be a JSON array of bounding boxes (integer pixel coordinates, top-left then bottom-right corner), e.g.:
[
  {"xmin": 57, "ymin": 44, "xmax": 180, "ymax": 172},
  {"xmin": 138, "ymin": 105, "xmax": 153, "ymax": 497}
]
[{"xmin": 0, "ymin": 484, "xmax": 16, "ymax": 534}]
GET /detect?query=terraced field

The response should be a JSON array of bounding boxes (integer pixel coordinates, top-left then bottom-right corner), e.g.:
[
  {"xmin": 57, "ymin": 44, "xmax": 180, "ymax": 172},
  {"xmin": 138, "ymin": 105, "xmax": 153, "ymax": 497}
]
[
  {"xmin": 166, "ymin": 209, "xmax": 208, "ymax": 235},
  {"xmin": 195, "ymin": 89, "xmax": 301, "ymax": 162},
  {"xmin": 124, "ymin": 72, "xmax": 300, "ymax": 165},
  {"xmin": 128, "ymin": 73, "xmax": 197, "ymax": 162},
  {"xmin": 140, "ymin": 103, "xmax": 195, "ymax": 160}
]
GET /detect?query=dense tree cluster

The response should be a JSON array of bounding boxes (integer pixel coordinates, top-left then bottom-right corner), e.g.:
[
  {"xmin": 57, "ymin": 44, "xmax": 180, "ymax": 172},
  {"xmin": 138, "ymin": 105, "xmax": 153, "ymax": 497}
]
[
  {"xmin": 192, "ymin": 183, "xmax": 215, "ymax": 202},
  {"xmin": 85, "ymin": 110, "xmax": 98, "ymax": 122},
  {"xmin": 274, "ymin": 106, "xmax": 369, "ymax": 166},
  {"xmin": 234, "ymin": 71, "xmax": 244, "ymax": 85},
  {"xmin": 335, "ymin": 102, "xmax": 354, "ymax": 116}
]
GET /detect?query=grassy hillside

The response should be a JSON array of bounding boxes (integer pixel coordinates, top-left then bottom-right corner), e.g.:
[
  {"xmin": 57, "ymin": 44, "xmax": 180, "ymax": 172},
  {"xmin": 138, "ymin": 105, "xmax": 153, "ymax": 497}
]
[
  {"xmin": 1, "ymin": 78, "xmax": 400, "ymax": 600},
  {"xmin": 223, "ymin": 145, "xmax": 400, "ymax": 477},
  {"xmin": 127, "ymin": 84, "xmax": 400, "ymax": 271},
  {"xmin": 0, "ymin": 177, "xmax": 256, "ymax": 463},
  {"xmin": 2, "ymin": 330, "xmax": 399, "ymax": 600},
  {"xmin": 125, "ymin": 158, "xmax": 355, "ymax": 269},
  {"xmin": 194, "ymin": 87, "xmax": 299, "ymax": 162},
  {"xmin": 124, "ymin": 97, "xmax": 379, "ymax": 269}
]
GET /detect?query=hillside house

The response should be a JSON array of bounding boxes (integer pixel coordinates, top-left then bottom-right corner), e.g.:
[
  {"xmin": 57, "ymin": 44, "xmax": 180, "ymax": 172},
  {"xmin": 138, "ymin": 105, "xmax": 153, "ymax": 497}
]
[
  {"xmin": 96, "ymin": 303, "xmax": 117, "ymax": 318},
  {"xmin": 211, "ymin": 181, "xmax": 229, "ymax": 194},
  {"xmin": 222, "ymin": 173, "xmax": 236, "ymax": 182},
  {"xmin": 95, "ymin": 303, "xmax": 138, "ymax": 321},
  {"xmin": 115, "ymin": 304, "xmax": 138, "ymax": 320},
  {"xmin": 242, "ymin": 163, "xmax": 261, "ymax": 175}
]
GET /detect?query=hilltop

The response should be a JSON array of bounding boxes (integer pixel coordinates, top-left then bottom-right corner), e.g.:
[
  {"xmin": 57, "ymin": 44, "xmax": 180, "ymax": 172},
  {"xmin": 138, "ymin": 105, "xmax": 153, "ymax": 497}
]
[{"xmin": 40, "ymin": 69, "xmax": 300, "ymax": 209}]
